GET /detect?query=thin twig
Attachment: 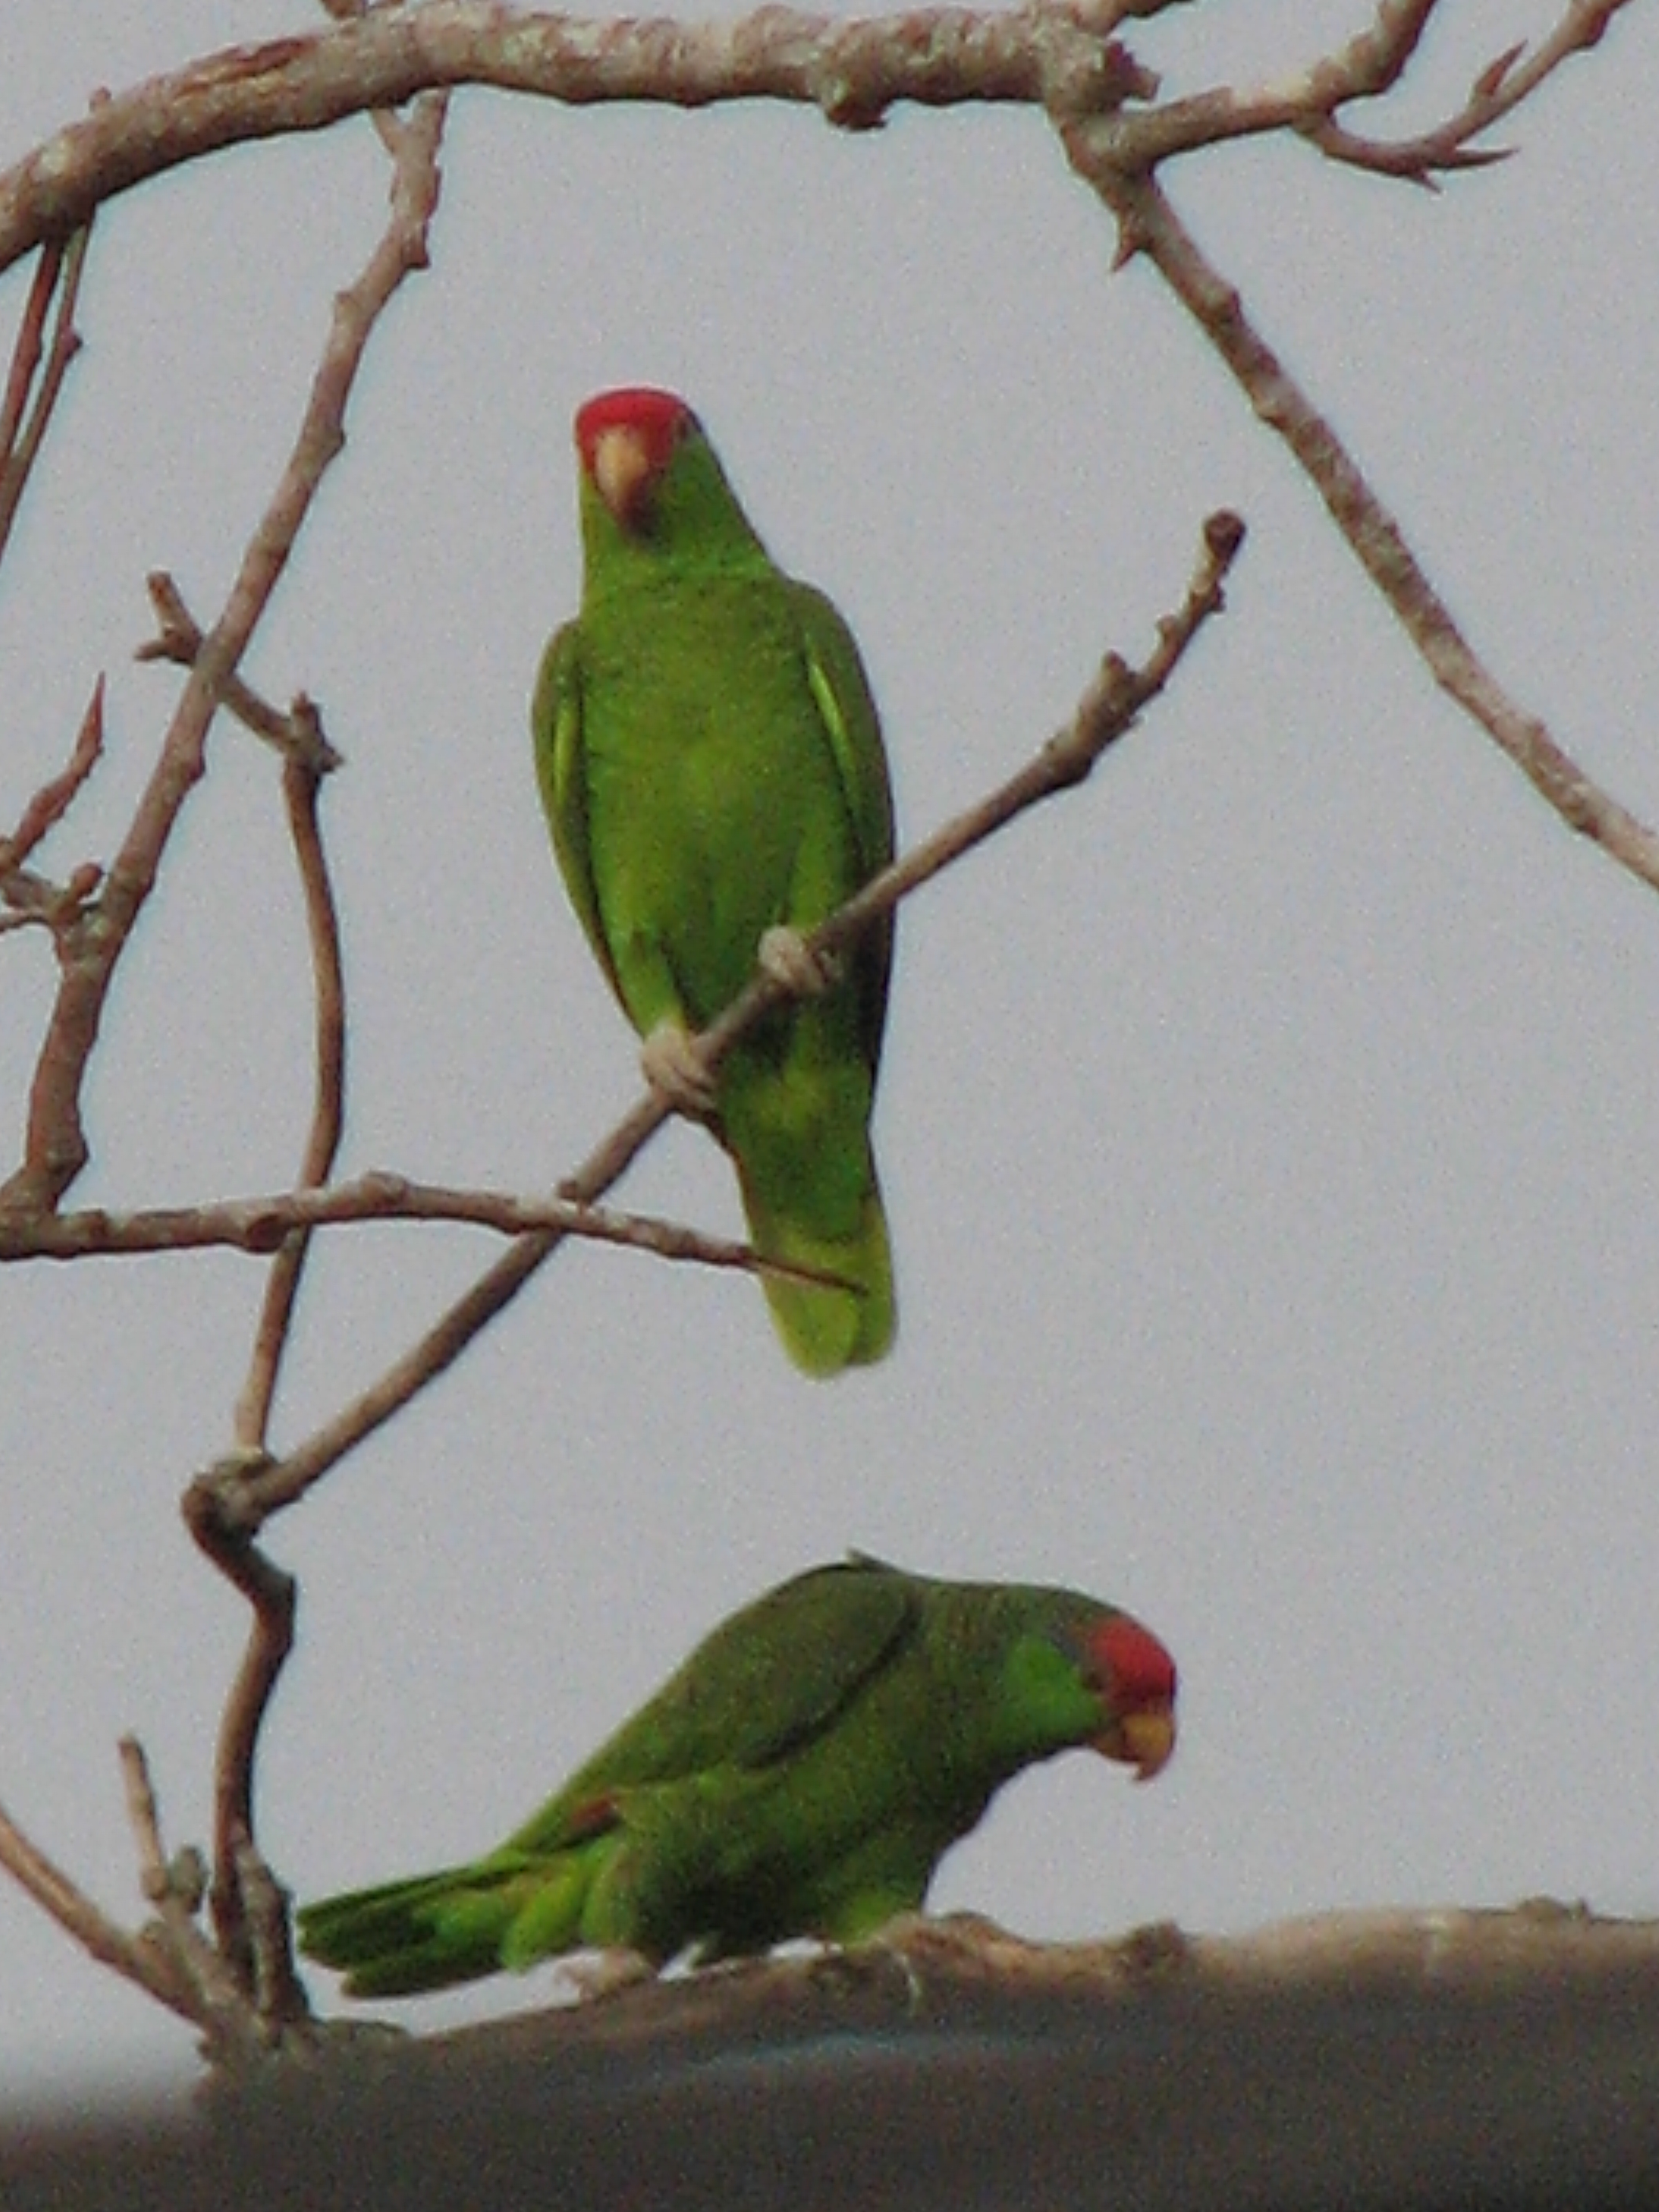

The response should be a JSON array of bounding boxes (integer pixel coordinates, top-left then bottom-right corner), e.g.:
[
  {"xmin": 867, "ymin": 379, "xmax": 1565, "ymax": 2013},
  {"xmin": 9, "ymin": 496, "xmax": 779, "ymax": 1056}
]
[
  {"xmin": 0, "ymin": 236, "xmax": 60, "ymax": 461},
  {"xmin": 0, "ymin": 1734, "xmax": 287, "ymax": 2060},
  {"xmin": 0, "ymin": 1771, "xmax": 199, "ymax": 2023},
  {"xmin": 0, "ymin": 94, "xmax": 444, "ymax": 1218},
  {"xmin": 236, "ymin": 1829, "xmax": 309, "ymax": 2026},
  {"xmin": 181, "ymin": 1522, "xmax": 298, "ymax": 1993},
  {"xmin": 0, "ymin": 222, "xmax": 91, "ymax": 562},
  {"xmin": 1059, "ymin": 147, "xmax": 1659, "ymax": 889},
  {"xmin": 0, "ymin": 678, "xmax": 104, "ymax": 878},
  {"xmin": 1300, "ymin": 0, "xmax": 1631, "ymax": 180},
  {"xmin": 1064, "ymin": 0, "xmax": 1635, "ymax": 178},
  {"xmin": 204, "ymin": 761, "xmax": 338, "ymax": 1978},
  {"xmin": 185, "ymin": 508, "xmax": 1243, "ymax": 1540},
  {"xmin": 0, "ymin": 1169, "xmax": 849, "ymax": 1282},
  {"xmin": 137, "ymin": 573, "xmax": 343, "ymax": 774},
  {"xmin": 118, "ymin": 1737, "xmax": 300, "ymax": 2060},
  {"xmin": 119, "ymin": 1740, "xmax": 233, "ymax": 2012},
  {"xmin": 0, "ymin": 860, "xmax": 103, "ymax": 936},
  {"xmin": 233, "ymin": 756, "xmax": 348, "ymax": 1453}
]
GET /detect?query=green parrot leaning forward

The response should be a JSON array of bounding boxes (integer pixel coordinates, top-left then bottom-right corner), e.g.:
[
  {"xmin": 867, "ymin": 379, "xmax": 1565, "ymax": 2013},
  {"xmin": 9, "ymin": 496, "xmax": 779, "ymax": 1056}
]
[
  {"xmin": 532, "ymin": 388, "xmax": 896, "ymax": 1375},
  {"xmin": 298, "ymin": 1555, "xmax": 1177, "ymax": 1997}
]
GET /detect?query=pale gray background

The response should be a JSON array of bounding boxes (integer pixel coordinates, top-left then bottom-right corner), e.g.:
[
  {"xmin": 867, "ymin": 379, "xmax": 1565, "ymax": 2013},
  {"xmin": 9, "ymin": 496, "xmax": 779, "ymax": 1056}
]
[{"xmin": 2, "ymin": 0, "xmax": 1656, "ymax": 2110}]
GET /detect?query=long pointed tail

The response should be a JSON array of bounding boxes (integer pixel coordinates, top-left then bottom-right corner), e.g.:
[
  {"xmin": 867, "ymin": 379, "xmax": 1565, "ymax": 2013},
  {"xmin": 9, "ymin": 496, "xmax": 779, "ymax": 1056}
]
[
  {"xmin": 298, "ymin": 1848, "xmax": 597, "ymax": 1998},
  {"xmin": 720, "ymin": 1043, "xmax": 896, "ymax": 1376},
  {"xmin": 740, "ymin": 1156, "xmax": 895, "ymax": 1375}
]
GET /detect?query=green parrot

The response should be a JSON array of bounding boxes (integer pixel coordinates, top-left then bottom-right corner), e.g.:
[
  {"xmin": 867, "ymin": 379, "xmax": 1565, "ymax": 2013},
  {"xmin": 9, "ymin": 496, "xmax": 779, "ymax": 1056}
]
[
  {"xmin": 532, "ymin": 387, "xmax": 896, "ymax": 1375},
  {"xmin": 298, "ymin": 1555, "xmax": 1177, "ymax": 1997}
]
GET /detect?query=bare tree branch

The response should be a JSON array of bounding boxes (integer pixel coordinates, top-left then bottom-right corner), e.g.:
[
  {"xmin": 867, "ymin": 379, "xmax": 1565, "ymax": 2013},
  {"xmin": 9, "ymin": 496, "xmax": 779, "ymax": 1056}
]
[
  {"xmin": 0, "ymin": 678, "xmax": 104, "ymax": 883},
  {"xmin": 184, "ymin": 507, "xmax": 1244, "ymax": 1540},
  {"xmin": 0, "ymin": 0, "xmax": 1156, "ymax": 274},
  {"xmin": 194, "ymin": 754, "xmax": 336, "ymax": 1986},
  {"xmin": 0, "ymin": 0, "xmax": 1635, "ymax": 284},
  {"xmin": 183, "ymin": 1522, "xmax": 299, "ymax": 1998},
  {"xmin": 0, "ymin": 90, "xmax": 445, "ymax": 1218},
  {"xmin": 1302, "ymin": 0, "xmax": 1630, "ymax": 180},
  {"xmin": 117, "ymin": 1738, "xmax": 259, "ymax": 2041},
  {"xmin": 232, "ymin": 753, "xmax": 348, "ymax": 1457},
  {"xmin": 0, "ymin": 236, "xmax": 60, "ymax": 455},
  {"xmin": 1056, "ymin": 147, "xmax": 1659, "ymax": 891},
  {"xmin": 0, "ymin": 0, "xmax": 1646, "ymax": 2079},
  {"xmin": 0, "ymin": 1765, "xmax": 200, "ymax": 2026},
  {"xmin": 137, "ymin": 573, "xmax": 344, "ymax": 775},
  {"xmin": 0, "ymin": 1170, "xmax": 840, "ymax": 1278},
  {"xmin": 0, "ymin": 222, "xmax": 91, "ymax": 558},
  {"xmin": 0, "ymin": 1736, "xmax": 295, "ymax": 2060},
  {"xmin": 1071, "ymin": 0, "xmax": 1634, "ymax": 177},
  {"xmin": 0, "ymin": 5, "xmax": 1639, "ymax": 1003},
  {"xmin": 159, "ymin": 86, "xmax": 447, "ymax": 2007}
]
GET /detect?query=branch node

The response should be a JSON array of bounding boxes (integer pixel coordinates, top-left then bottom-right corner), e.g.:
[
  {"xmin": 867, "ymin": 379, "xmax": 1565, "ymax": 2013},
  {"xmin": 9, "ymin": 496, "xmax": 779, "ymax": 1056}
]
[
  {"xmin": 137, "ymin": 573, "xmax": 343, "ymax": 774},
  {"xmin": 1204, "ymin": 508, "xmax": 1247, "ymax": 562}
]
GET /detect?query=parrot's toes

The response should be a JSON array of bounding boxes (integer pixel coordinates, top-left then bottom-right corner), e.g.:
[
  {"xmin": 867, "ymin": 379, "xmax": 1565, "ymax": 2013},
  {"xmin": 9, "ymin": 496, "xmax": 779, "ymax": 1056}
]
[
  {"xmin": 641, "ymin": 1021, "xmax": 718, "ymax": 1118},
  {"xmin": 759, "ymin": 924, "xmax": 840, "ymax": 998},
  {"xmin": 556, "ymin": 1946, "xmax": 656, "ymax": 2004}
]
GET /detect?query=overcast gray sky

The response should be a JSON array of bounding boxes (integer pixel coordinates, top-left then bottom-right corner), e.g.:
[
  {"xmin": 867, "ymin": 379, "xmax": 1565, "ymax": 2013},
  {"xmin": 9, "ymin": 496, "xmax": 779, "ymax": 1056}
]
[{"xmin": 4, "ymin": 0, "xmax": 1658, "ymax": 2110}]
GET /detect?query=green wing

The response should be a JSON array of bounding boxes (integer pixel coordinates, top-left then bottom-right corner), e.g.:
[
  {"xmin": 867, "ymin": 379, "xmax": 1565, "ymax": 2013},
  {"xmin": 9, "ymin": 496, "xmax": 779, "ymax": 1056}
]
[
  {"xmin": 299, "ymin": 1562, "xmax": 922, "ymax": 1991},
  {"xmin": 791, "ymin": 580, "xmax": 895, "ymax": 1077},
  {"xmin": 531, "ymin": 617, "xmax": 622, "ymax": 1007},
  {"xmin": 509, "ymin": 1559, "xmax": 917, "ymax": 1851}
]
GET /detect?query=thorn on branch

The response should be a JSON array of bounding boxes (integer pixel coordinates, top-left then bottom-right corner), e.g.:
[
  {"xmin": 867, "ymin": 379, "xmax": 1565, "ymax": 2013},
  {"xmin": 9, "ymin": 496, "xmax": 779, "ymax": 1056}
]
[
  {"xmin": 1299, "ymin": 113, "xmax": 1512, "ymax": 183},
  {"xmin": 1473, "ymin": 42, "xmax": 1527, "ymax": 101}
]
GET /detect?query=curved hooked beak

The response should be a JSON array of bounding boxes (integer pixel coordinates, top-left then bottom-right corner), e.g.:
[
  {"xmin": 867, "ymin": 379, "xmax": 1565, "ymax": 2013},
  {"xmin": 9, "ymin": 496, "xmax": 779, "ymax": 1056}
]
[
  {"xmin": 1095, "ymin": 1699, "xmax": 1177, "ymax": 1782},
  {"xmin": 591, "ymin": 424, "xmax": 657, "ymax": 530}
]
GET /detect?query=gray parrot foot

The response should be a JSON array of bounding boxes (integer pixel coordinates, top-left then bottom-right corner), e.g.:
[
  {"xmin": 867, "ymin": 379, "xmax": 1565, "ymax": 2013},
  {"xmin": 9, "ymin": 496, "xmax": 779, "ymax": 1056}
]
[
  {"xmin": 554, "ymin": 1946, "xmax": 657, "ymax": 2005},
  {"xmin": 640, "ymin": 1020, "xmax": 719, "ymax": 1118},
  {"xmin": 758, "ymin": 923, "xmax": 840, "ymax": 998}
]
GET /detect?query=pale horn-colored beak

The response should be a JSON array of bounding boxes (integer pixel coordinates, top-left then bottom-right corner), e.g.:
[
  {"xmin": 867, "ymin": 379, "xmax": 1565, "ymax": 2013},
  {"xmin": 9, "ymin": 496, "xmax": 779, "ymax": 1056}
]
[
  {"xmin": 1096, "ymin": 1700, "xmax": 1177, "ymax": 1782},
  {"xmin": 591, "ymin": 424, "xmax": 656, "ymax": 529}
]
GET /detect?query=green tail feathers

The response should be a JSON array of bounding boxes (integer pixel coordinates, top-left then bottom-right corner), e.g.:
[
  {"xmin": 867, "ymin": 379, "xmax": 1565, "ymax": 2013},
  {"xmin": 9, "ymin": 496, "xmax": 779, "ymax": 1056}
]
[
  {"xmin": 297, "ymin": 1849, "xmax": 598, "ymax": 1999},
  {"xmin": 738, "ymin": 1155, "xmax": 894, "ymax": 1377},
  {"xmin": 720, "ymin": 1041, "xmax": 894, "ymax": 1376}
]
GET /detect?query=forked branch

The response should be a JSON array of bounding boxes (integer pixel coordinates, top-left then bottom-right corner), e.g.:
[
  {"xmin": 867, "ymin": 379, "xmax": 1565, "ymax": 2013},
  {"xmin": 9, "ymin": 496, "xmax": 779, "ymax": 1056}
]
[
  {"xmin": 1059, "ymin": 154, "xmax": 1659, "ymax": 891},
  {"xmin": 0, "ymin": 96, "xmax": 444, "ymax": 1218}
]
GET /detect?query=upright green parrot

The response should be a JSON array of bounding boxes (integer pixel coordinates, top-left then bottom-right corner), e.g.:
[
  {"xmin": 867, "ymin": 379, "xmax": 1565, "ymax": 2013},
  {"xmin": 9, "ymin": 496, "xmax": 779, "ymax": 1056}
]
[
  {"xmin": 532, "ymin": 388, "xmax": 896, "ymax": 1375},
  {"xmin": 298, "ymin": 1555, "xmax": 1177, "ymax": 1997}
]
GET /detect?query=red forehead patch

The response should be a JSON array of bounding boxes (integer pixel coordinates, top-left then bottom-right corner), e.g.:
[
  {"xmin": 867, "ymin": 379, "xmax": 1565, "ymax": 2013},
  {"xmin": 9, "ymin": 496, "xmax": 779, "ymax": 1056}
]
[
  {"xmin": 1094, "ymin": 1616, "xmax": 1177, "ymax": 1707},
  {"xmin": 574, "ymin": 387, "xmax": 695, "ymax": 475}
]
